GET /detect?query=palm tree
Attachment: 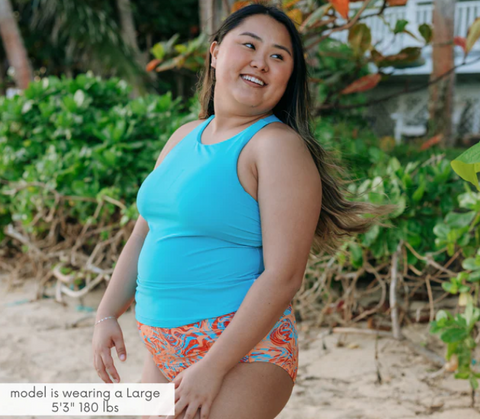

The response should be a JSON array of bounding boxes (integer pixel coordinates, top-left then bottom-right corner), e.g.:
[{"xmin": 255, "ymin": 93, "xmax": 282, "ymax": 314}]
[
  {"xmin": 0, "ymin": 0, "xmax": 33, "ymax": 89},
  {"xmin": 30, "ymin": 0, "xmax": 152, "ymax": 95}
]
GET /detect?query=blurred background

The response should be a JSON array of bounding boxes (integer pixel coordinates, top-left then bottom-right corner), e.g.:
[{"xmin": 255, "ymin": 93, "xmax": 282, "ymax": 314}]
[{"xmin": 1, "ymin": 1, "xmax": 480, "ymax": 418}]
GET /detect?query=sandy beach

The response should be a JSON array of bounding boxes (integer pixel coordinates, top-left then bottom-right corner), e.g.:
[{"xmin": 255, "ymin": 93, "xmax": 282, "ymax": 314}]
[{"xmin": 1, "ymin": 274, "xmax": 480, "ymax": 419}]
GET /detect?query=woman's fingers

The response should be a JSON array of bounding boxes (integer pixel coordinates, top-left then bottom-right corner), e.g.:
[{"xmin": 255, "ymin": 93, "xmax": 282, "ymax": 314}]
[
  {"xmin": 200, "ymin": 403, "xmax": 210, "ymax": 419},
  {"xmin": 94, "ymin": 352, "xmax": 112, "ymax": 383},
  {"xmin": 183, "ymin": 402, "xmax": 201, "ymax": 419},
  {"xmin": 112, "ymin": 333, "xmax": 127, "ymax": 362},
  {"xmin": 92, "ymin": 321, "xmax": 125, "ymax": 383},
  {"xmin": 100, "ymin": 349, "xmax": 120, "ymax": 383},
  {"xmin": 174, "ymin": 388, "xmax": 181, "ymax": 403},
  {"xmin": 173, "ymin": 398, "xmax": 187, "ymax": 419}
]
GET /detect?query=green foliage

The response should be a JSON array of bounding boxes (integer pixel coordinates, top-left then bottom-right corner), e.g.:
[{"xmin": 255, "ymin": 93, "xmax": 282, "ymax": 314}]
[
  {"xmin": 430, "ymin": 300, "xmax": 480, "ymax": 390},
  {"xmin": 429, "ymin": 136, "xmax": 480, "ymax": 395},
  {"xmin": 312, "ymin": 38, "xmax": 370, "ymax": 109},
  {"xmin": 4, "ymin": 76, "xmax": 476, "ymax": 274},
  {"xmin": 0, "ymin": 72, "xmax": 191, "ymax": 240},
  {"xmin": 451, "ymin": 141, "xmax": 480, "ymax": 192},
  {"xmin": 313, "ymin": 117, "xmax": 480, "ymax": 266}
]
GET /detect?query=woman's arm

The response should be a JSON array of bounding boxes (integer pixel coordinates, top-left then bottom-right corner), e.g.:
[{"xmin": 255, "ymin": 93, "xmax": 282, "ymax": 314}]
[
  {"xmin": 94, "ymin": 217, "xmax": 149, "ymax": 321},
  {"xmin": 92, "ymin": 215, "xmax": 149, "ymax": 383}
]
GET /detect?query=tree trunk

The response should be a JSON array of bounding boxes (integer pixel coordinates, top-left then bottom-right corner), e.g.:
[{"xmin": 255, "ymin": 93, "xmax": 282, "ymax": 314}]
[
  {"xmin": 428, "ymin": 0, "xmax": 456, "ymax": 147},
  {"xmin": 199, "ymin": 0, "xmax": 236, "ymax": 36},
  {"xmin": 0, "ymin": 0, "xmax": 33, "ymax": 90},
  {"xmin": 0, "ymin": 58, "xmax": 6, "ymax": 95},
  {"xmin": 117, "ymin": 0, "xmax": 140, "ymax": 52},
  {"xmin": 116, "ymin": 0, "xmax": 152, "ymax": 97}
]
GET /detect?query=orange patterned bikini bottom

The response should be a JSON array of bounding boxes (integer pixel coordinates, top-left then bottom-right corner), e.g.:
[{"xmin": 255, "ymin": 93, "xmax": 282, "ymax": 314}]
[{"xmin": 137, "ymin": 302, "xmax": 298, "ymax": 384}]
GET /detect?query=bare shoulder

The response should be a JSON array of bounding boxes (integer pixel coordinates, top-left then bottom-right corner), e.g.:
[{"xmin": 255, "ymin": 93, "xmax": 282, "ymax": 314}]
[
  {"xmin": 176, "ymin": 118, "xmax": 205, "ymax": 135},
  {"xmin": 253, "ymin": 121, "xmax": 317, "ymax": 175},
  {"xmin": 153, "ymin": 118, "xmax": 204, "ymax": 169}
]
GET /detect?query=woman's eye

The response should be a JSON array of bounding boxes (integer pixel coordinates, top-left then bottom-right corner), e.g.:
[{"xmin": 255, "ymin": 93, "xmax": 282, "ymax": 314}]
[{"xmin": 243, "ymin": 43, "xmax": 284, "ymax": 61}]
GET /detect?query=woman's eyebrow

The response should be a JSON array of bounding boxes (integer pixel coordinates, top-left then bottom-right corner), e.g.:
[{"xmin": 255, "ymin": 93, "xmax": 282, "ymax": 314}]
[{"xmin": 239, "ymin": 32, "xmax": 292, "ymax": 57}]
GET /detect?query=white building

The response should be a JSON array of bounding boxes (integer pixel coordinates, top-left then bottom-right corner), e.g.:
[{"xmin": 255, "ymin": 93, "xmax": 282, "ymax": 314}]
[{"xmin": 330, "ymin": 0, "xmax": 480, "ymax": 143}]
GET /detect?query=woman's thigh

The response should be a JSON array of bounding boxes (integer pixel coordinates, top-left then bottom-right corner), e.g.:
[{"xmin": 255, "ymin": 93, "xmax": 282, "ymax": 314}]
[
  {"xmin": 206, "ymin": 361, "xmax": 294, "ymax": 419},
  {"xmin": 141, "ymin": 353, "xmax": 293, "ymax": 419},
  {"xmin": 138, "ymin": 303, "xmax": 298, "ymax": 418},
  {"xmin": 141, "ymin": 350, "xmax": 169, "ymax": 385},
  {"xmin": 140, "ymin": 352, "xmax": 201, "ymax": 419}
]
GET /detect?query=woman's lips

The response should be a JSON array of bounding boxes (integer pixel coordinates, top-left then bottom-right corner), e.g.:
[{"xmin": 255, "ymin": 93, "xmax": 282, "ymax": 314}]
[{"xmin": 240, "ymin": 75, "xmax": 266, "ymax": 88}]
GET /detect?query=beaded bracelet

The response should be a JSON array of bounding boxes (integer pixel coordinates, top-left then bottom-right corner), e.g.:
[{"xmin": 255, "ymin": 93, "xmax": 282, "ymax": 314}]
[{"xmin": 95, "ymin": 316, "xmax": 117, "ymax": 325}]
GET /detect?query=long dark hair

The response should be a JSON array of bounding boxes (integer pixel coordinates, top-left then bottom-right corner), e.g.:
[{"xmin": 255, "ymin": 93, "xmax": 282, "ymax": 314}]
[{"xmin": 195, "ymin": 3, "xmax": 396, "ymax": 256}]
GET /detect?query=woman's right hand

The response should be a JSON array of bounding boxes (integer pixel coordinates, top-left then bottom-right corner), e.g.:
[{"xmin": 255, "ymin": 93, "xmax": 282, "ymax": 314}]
[{"xmin": 92, "ymin": 317, "xmax": 127, "ymax": 383}]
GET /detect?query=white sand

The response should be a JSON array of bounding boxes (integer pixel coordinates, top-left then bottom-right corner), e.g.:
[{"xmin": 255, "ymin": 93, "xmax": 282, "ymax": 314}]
[{"xmin": 1, "ymin": 275, "xmax": 480, "ymax": 419}]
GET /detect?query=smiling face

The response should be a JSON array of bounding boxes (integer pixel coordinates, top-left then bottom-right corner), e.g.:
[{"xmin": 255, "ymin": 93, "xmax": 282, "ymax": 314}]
[{"xmin": 210, "ymin": 14, "xmax": 294, "ymax": 114}]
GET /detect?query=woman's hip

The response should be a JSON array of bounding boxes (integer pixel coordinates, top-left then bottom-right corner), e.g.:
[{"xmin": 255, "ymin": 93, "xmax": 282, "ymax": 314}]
[{"xmin": 136, "ymin": 302, "xmax": 299, "ymax": 383}]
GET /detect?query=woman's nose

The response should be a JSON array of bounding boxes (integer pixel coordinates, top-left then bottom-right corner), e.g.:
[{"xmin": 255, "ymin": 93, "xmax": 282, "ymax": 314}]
[{"xmin": 250, "ymin": 57, "xmax": 268, "ymax": 72}]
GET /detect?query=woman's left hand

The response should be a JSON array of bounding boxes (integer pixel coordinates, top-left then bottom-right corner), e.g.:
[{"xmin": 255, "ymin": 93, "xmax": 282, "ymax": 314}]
[{"xmin": 167, "ymin": 358, "xmax": 226, "ymax": 419}]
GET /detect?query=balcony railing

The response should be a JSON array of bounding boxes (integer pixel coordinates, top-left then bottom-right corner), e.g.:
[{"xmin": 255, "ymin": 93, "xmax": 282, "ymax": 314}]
[{"xmin": 330, "ymin": 0, "xmax": 480, "ymax": 56}]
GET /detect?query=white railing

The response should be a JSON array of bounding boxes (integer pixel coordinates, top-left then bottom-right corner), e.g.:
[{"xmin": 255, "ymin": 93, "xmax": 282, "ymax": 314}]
[{"xmin": 330, "ymin": 0, "xmax": 480, "ymax": 56}]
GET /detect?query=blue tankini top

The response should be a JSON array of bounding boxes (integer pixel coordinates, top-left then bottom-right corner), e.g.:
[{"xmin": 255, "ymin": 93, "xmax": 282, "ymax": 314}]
[{"xmin": 134, "ymin": 113, "xmax": 282, "ymax": 327}]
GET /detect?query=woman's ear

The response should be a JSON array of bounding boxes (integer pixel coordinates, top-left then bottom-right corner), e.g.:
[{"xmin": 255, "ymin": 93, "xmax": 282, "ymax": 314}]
[{"xmin": 210, "ymin": 41, "xmax": 219, "ymax": 69}]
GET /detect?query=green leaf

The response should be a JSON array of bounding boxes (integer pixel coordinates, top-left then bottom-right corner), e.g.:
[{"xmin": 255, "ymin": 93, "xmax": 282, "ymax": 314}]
[
  {"xmin": 412, "ymin": 182, "xmax": 426, "ymax": 202},
  {"xmin": 445, "ymin": 211, "xmax": 477, "ymax": 229},
  {"xmin": 458, "ymin": 191, "xmax": 480, "ymax": 211},
  {"xmin": 447, "ymin": 242, "xmax": 455, "ymax": 256},
  {"xmin": 174, "ymin": 44, "xmax": 188, "ymax": 54},
  {"xmin": 465, "ymin": 336, "xmax": 476, "ymax": 349},
  {"xmin": 467, "ymin": 270, "xmax": 480, "ymax": 282},
  {"xmin": 433, "ymin": 223, "xmax": 450, "ymax": 239},
  {"xmin": 362, "ymin": 224, "xmax": 380, "ymax": 246},
  {"xmin": 388, "ymin": 157, "xmax": 401, "ymax": 173},
  {"xmin": 441, "ymin": 328, "xmax": 468, "ymax": 343},
  {"xmin": 349, "ymin": 242, "xmax": 363, "ymax": 267},
  {"xmin": 470, "ymin": 376, "xmax": 479, "ymax": 390},
  {"xmin": 464, "ymin": 301, "xmax": 478, "ymax": 329},
  {"xmin": 74, "ymin": 90, "xmax": 85, "ymax": 107},
  {"xmin": 447, "ymin": 342, "xmax": 459, "ymax": 359},
  {"xmin": 406, "ymin": 231, "xmax": 422, "ymax": 247},
  {"xmin": 466, "ymin": 17, "xmax": 480, "ymax": 55},
  {"xmin": 435, "ymin": 310, "xmax": 450, "ymax": 321},
  {"xmin": 430, "ymin": 320, "xmax": 444, "ymax": 334},
  {"xmin": 21, "ymin": 100, "xmax": 33, "ymax": 114},
  {"xmin": 151, "ymin": 43, "xmax": 165, "ymax": 60},
  {"xmin": 390, "ymin": 196, "xmax": 406, "ymax": 218},
  {"xmin": 462, "ymin": 258, "xmax": 480, "ymax": 271},
  {"xmin": 419, "ymin": 23, "xmax": 433, "ymax": 44},
  {"xmin": 348, "ymin": 23, "xmax": 372, "ymax": 57},
  {"xmin": 394, "ymin": 19, "xmax": 409, "ymax": 34},
  {"xmin": 402, "ymin": 173, "xmax": 412, "ymax": 188},
  {"xmin": 447, "ymin": 229, "xmax": 459, "ymax": 243},
  {"xmin": 301, "ymin": 4, "xmax": 332, "ymax": 29},
  {"xmin": 451, "ymin": 142, "xmax": 480, "ymax": 192},
  {"xmin": 442, "ymin": 281, "xmax": 458, "ymax": 294}
]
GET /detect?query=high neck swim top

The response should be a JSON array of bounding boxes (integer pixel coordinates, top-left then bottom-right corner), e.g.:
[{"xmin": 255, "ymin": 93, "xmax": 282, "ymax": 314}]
[{"xmin": 135, "ymin": 113, "xmax": 282, "ymax": 327}]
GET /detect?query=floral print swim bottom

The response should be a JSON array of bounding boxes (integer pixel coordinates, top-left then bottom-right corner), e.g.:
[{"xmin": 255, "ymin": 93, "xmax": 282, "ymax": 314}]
[{"xmin": 137, "ymin": 302, "xmax": 298, "ymax": 385}]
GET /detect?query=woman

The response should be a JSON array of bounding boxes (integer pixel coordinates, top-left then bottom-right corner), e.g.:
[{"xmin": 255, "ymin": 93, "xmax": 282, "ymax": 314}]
[{"xmin": 92, "ymin": 4, "xmax": 391, "ymax": 419}]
